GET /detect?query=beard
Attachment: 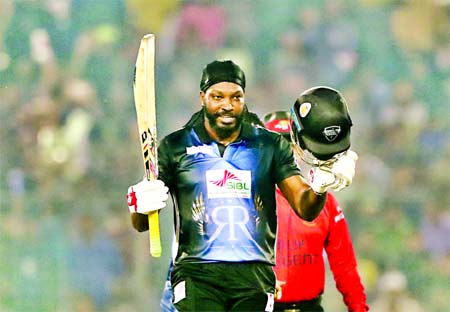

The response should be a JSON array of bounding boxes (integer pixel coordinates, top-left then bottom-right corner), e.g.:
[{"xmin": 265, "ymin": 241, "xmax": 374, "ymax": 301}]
[{"xmin": 203, "ymin": 106, "xmax": 245, "ymax": 140}]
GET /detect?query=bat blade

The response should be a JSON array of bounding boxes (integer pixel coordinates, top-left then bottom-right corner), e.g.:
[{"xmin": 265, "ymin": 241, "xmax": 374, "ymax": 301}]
[{"xmin": 133, "ymin": 34, "xmax": 161, "ymax": 257}]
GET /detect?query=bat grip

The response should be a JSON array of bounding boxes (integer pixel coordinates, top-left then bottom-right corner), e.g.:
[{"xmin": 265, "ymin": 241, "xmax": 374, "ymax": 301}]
[
  {"xmin": 148, "ymin": 211, "xmax": 161, "ymax": 257},
  {"xmin": 146, "ymin": 164, "xmax": 160, "ymax": 257}
]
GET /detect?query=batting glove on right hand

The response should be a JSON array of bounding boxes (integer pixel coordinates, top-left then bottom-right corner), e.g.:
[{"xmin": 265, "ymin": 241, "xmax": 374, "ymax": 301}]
[
  {"xmin": 306, "ymin": 166, "xmax": 337, "ymax": 195},
  {"xmin": 127, "ymin": 179, "xmax": 169, "ymax": 214},
  {"xmin": 330, "ymin": 150, "xmax": 358, "ymax": 192}
]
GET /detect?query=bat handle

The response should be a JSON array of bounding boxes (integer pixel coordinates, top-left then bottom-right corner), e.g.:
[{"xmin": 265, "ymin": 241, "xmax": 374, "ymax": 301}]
[{"xmin": 148, "ymin": 211, "xmax": 162, "ymax": 257}]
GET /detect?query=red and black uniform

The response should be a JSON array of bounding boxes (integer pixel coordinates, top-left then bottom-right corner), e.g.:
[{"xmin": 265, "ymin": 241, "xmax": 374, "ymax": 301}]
[{"xmin": 274, "ymin": 189, "xmax": 369, "ymax": 312}]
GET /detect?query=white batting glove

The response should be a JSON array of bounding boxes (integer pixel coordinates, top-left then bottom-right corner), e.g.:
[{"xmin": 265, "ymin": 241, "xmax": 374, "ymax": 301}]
[
  {"xmin": 127, "ymin": 179, "xmax": 169, "ymax": 214},
  {"xmin": 306, "ymin": 166, "xmax": 337, "ymax": 195},
  {"xmin": 329, "ymin": 150, "xmax": 358, "ymax": 192}
]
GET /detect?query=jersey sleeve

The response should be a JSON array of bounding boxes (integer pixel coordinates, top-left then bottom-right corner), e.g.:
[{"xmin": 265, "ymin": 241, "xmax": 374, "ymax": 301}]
[
  {"xmin": 273, "ymin": 135, "xmax": 300, "ymax": 184},
  {"xmin": 324, "ymin": 194, "xmax": 369, "ymax": 312},
  {"xmin": 158, "ymin": 136, "xmax": 176, "ymax": 190}
]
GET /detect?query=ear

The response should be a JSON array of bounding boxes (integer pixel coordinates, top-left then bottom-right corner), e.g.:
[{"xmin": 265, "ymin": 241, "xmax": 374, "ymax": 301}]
[{"xmin": 199, "ymin": 91, "xmax": 205, "ymax": 106}]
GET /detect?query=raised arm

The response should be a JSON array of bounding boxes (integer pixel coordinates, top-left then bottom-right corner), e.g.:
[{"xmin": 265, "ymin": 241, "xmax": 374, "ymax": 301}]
[{"xmin": 278, "ymin": 175, "xmax": 326, "ymax": 221}]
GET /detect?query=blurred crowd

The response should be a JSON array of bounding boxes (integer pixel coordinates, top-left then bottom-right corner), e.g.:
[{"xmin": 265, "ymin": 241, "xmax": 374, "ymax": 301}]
[{"xmin": 1, "ymin": 0, "xmax": 449, "ymax": 311}]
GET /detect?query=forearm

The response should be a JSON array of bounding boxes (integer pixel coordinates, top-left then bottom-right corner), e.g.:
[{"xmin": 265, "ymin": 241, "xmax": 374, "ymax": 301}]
[
  {"xmin": 335, "ymin": 270, "xmax": 368, "ymax": 312},
  {"xmin": 131, "ymin": 213, "xmax": 149, "ymax": 232},
  {"xmin": 296, "ymin": 187, "xmax": 326, "ymax": 221},
  {"xmin": 327, "ymin": 221, "xmax": 368, "ymax": 312},
  {"xmin": 279, "ymin": 176, "xmax": 327, "ymax": 221}
]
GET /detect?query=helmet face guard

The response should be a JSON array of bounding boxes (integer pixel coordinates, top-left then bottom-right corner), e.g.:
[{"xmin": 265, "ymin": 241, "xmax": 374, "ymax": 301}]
[
  {"xmin": 294, "ymin": 147, "xmax": 345, "ymax": 168},
  {"xmin": 291, "ymin": 135, "xmax": 347, "ymax": 181}
]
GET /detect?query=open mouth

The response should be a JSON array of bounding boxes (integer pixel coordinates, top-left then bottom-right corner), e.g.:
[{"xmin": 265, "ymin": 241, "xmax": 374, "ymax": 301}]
[{"xmin": 217, "ymin": 115, "xmax": 235, "ymax": 124}]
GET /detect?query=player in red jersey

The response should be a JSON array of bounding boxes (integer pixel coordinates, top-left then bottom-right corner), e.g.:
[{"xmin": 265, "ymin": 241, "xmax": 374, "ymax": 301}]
[{"xmin": 265, "ymin": 87, "xmax": 369, "ymax": 312}]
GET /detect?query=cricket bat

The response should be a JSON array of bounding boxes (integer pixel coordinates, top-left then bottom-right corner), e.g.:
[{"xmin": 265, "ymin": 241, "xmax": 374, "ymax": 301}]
[{"xmin": 133, "ymin": 34, "xmax": 161, "ymax": 257}]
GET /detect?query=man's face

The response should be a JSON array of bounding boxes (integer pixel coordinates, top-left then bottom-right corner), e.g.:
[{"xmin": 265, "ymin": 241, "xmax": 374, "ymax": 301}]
[{"xmin": 201, "ymin": 82, "xmax": 245, "ymax": 139}]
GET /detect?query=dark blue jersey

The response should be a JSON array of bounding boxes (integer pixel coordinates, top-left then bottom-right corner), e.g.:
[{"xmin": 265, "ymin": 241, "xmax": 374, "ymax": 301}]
[{"xmin": 158, "ymin": 114, "xmax": 299, "ymax": 264}]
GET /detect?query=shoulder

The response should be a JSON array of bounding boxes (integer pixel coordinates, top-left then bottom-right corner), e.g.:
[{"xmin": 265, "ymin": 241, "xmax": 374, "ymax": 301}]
[
  {"xmin": 159, "ymin": 127, "xmax": 193, "ymax": 158},
  {"xmin": 246, "ymin": 126, "xmax": 293, "ymax": 157},
  {"xmin": 324, "ymin": 193, "xmax": 345, "ymax": 219},
  {"xmin": 161, "ymin": 127, "xmax": 190, "ymax": 145},
  {"xmin": 250, "ymin": 124, "xmax": 287, "ymax": 144},
  {"xmin": 326, "ymin": 192, "xmax": 338, "ymax": 205},
  {"xmin": 324, "ymin": 193, "xmax": 339, "ymax": 211}
]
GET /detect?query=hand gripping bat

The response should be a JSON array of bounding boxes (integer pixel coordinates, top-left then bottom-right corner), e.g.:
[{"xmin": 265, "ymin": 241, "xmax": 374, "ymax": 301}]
[{"xmin": 133, "ymin": 34, "xmax": 161, "ymax": 257}]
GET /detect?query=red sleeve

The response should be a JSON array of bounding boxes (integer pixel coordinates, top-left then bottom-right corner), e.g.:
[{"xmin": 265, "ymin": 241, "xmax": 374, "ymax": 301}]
[{"xmin": 324, "ymin": 194, "xmax": 369, "ymax": 312}]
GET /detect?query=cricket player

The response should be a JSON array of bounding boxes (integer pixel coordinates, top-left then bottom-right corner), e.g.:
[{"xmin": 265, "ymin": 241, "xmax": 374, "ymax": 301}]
[{"xmin": 126, "ymin": 61, "xmax": 355, "ymax": 311}]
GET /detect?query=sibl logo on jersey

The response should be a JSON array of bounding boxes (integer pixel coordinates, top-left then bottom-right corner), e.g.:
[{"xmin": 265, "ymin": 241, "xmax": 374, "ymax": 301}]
[{"xmin": 206, "ymin": 169, "xmax": 252, "ymax": 199}]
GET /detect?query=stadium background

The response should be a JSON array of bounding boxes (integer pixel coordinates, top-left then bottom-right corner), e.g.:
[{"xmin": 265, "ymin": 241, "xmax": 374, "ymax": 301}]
[{"xmin": 1, "ymin": 0, "xmax": 448, "ymax": 311}]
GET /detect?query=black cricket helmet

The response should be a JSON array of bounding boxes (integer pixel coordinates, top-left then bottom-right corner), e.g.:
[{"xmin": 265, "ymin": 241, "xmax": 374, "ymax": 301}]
[{"xmin": 290, "ymin": 86, "xmax": 352, "ymax": 160}]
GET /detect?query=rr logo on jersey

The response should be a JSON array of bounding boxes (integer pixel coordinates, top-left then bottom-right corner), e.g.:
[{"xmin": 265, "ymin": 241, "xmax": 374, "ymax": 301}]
[{"xmin": 206, "ymin": 169, "xmax": 252, "ymax": 199}]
